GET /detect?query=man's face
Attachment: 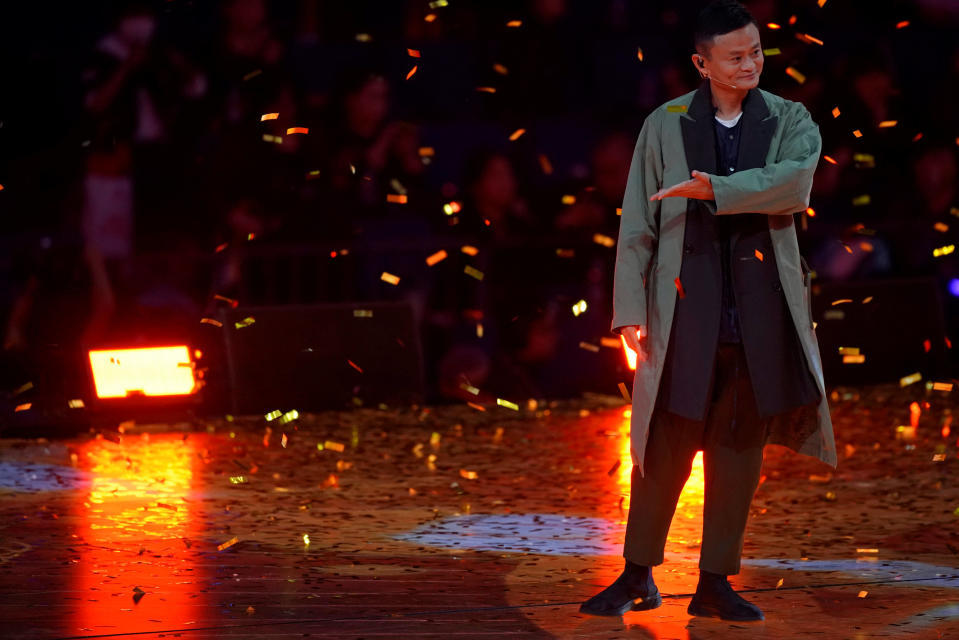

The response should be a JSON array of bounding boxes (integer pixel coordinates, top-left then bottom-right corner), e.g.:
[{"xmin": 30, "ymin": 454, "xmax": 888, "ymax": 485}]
[{"xmin": 701, "ymin": 23, "xmax": 764, "ymax": 90}]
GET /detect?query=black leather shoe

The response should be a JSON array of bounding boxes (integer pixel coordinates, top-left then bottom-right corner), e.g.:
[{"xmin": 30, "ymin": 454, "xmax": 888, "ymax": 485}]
[
  {"xmin": 579, "ymin": 566, "xmax": 662, "ymax": 617},
  {"xmin": 687, "ymin": 571, "xmax": 764, "ymax": 621}
]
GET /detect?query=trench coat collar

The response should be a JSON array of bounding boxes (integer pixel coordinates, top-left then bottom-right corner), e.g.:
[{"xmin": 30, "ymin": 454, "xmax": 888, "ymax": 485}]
[{"xmin": 680, "ymin": 80, "xmax": 778, "ymax": 175}]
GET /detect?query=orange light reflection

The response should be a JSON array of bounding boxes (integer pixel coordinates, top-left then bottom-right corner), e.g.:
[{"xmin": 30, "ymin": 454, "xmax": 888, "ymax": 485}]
[
  {"xmin": 72, "ymin": 434, "xmax": 204, "ymax": 635},
  {"xmin": 88, "ymin": 346, "xmax": 197, "ymax": 398}
]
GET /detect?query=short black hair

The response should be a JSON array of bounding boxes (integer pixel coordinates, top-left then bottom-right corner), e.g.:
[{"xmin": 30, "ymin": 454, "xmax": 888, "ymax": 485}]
[{"xmin": 694, "ymin": 0, "xmax": 758, "ymax": 57}]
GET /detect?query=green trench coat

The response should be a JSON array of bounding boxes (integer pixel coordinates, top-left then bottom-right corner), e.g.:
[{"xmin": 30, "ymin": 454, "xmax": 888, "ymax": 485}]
[{"xmin": 611, "ymin": 86, "xmax": 838, "ymax": 477}]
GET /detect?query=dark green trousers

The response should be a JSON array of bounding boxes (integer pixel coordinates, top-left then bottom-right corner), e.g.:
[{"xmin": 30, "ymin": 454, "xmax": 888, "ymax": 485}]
[{"xmin": 623, "ymin": 342, "xmax": 767, "ymax": 575}]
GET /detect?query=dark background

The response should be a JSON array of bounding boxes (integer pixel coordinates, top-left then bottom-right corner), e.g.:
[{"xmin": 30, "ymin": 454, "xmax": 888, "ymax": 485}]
[{"xmin": 0, "ymin": 0, "xmax": 957, "ymax": 410}]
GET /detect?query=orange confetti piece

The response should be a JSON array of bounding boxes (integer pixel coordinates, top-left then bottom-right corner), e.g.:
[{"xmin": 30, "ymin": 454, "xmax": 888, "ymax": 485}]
[
  {"xmin": 460, "ymin": 469, "xmax": 478, "ymax": 480},
  {"xmin": 461, "ymin": 245, "xmax": 479, "ymax": 256},
  {"xmin": 475, "ymin": 86, "xmax": 497, "ymax": 94},
  {"xmin": 878, "ymin": 120, "xmax": 898, "ymax": 128},
  {"xmin": 823, "ymin": 155, "xmax": 837, "ymax": 165},
  {"xmin": 509, "ymin": 128, "xmax": 526, "ymax": 141},
  {"xmin": 934, "ymin": 222, "xmax": 949, "ymax": 232},
  {"xmin": 323, "ymin": 440, "xmax": 345, "ymax": 452},
  {"xmin": 406, "ymin": 65, "xmax": 418, "ymax": 80},
  {"xmin": 260, "ymin": 112, "xmax": 279, "ymax": 121},
  {"xmin": 789, "ymin": 15, "xmax": 797, "ymax": 25},
  {"xmin": 754, "ymin": 249, "xmax": 764, "ymax": 261},
  {"xmin": 832, "ymin": 107, "xmax": 841, "ymax": 118},
  {"xmin": 853, "ymin": 129, "xmax": 863, "ymax": 138},
  {"xmin": 896, "ymin": 20, "xmax": 910, "ymax": 29},
  {"xmin": 858, "ymin": 591, "xmax": 868, "ymax": 598},
  {"xmin": 426, "ymin": 250, "xmax": 448, "ymax": 266},
  {"xmin": 14, "ymin": 403, "xmax": 31, "ymax": 412},
  {"xmin": 776, "ymin": 578, "xmax": 784, "ymax": 588},
  {"xmin": 831, "ymin": 299, "xmax": 853, "ymax": 306},
  {"xmin": 933, "ymin": 382, "xmax": 953, "ymax": 392},
  {"xmin": 674, "ymin": 277, "xmax": 686, "ymax": 299},
  {"xmin": 286, "ymin": 127, "xmax": 309, "ymax": 135},
  {"xmin": 538, "ymin": 154, "xmax": 553, "ymax": 175},
  {"xmin": 618, "ymin": 382, "xmax": 631, "ymax": 404},
  {"xmin": 767, "ymin": 22, "xmax": 781, "ymax": 29},
  {"xmin": 636, "ymin": 47, "xmax": 644, "ymax": 61},
  {"xmin": 924, "ymin": 339, "xmax": 932, "ymax": 353},
  {"xmin": 506, "ymin": 19, "xmax": 522, "ymax": 27},
  {"xmin": 785, "ymin": 66, "xmax": 806, "ymax": 84},
  {"xmin": 380, "ymin": 272, "xmax": 401, "ymax": 285},
  {"xmin": 200, "ymin": 318, "xmax": 223, "ymax": 327},
  {"xmin": 806, "ymin": 207, "xmax": 816, "ymax": 217},
  {"xmin": 217, "ymin": 536, "xmax": 239, "ymax": 551},
  {"xmin": 493, "ymin": 63, "xmax": 508, "ymax": 75},
  {"xmin": 467, "ymin": 401, "xmax": 486, "ymax": 412},
  {"xmin": 347, "ymin": 360, "xmax": 363, "ymax": 373},
  {"xmin": 407, "ymin": 48, "xmax": 421, "ymax": 57},
  {"xmin": 214, "ymin": 294, "xmax": 239, "ymax": 308},
  {"xmin": 843, "ymin": 354, "xmax": 865, "ymax": 364},
  {"xmin": 386, "ymin": 194, "xmax": 408, "ymax": 204},
  {"xmin": 796, "ymin": 33, "xmax": 824, "ymax": 45},
  {"xmin": 215, "ymin": 242, "xmax": 228, "ymax": 252}
]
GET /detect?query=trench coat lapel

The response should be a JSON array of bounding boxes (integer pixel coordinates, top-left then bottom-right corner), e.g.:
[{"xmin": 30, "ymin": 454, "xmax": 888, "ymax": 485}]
[{"xmin": 680, "ymin": 82, "xmax": 718, "ymax": 176}]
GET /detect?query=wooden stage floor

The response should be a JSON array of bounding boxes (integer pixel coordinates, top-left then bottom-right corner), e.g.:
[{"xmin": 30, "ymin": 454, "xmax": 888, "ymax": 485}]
[{"xmin": 0, "ymin": 382, "xmax": 957, "ymax": 639}]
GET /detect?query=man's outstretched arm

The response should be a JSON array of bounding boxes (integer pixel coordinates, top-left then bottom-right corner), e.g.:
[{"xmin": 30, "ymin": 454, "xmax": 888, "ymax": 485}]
[{"xmin": 649, "ymin": 101, "xmax": 821, "ymax": 216}]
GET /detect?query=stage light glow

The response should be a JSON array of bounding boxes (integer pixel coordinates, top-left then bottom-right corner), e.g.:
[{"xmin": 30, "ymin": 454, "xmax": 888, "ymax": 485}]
[
  {"xmin": 620, "ymin": 334, "xmax": 637, "ymax": 370},
  {"xmin": 949, "ymin": 278, "xmax": 959, "ymax": 297},
  {"xmin": 88, "ymin": 346, "xmax": 197, "ymax": 398}
]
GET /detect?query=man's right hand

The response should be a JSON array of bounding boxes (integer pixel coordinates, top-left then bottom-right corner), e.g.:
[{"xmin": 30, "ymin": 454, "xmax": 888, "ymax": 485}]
[{"xmin": 621, "ymin": 325, "xmax": 649, "ymax": 364}]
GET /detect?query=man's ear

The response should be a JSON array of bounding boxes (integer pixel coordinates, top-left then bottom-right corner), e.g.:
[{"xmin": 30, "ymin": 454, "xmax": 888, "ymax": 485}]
[{"xmin": 691, "ymin": 53, "xmax": 707, "ymax": 77}]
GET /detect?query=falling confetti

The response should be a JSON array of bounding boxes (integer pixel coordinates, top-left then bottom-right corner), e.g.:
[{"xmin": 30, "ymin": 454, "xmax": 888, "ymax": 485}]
[
  {"xmin": 217, "ymin": 536, "xmax": 239, "ymax": 551},
  {"xmin": 426, "ymin": 250, "xmax": 448, "ymax": 266},
  {"xmin": 381, "ymin": 272, "xmax": 401, "ymax": 285},
  {"xmin": 234, "ymin": 316, "xmax": 256, "ymax": 329},
  {"xmin": 675, "ymin": 277, "xmax": 686, "ymax": 299},
  {"xmin": 464, "ymin": 265, "xmax": 484, "ymax": 280},
  {"xmin": 496, "ymin": 398, "xmax": 519, "ymax": 411},
  {"xmin": 785, "ymin": 67, "xmax": 806, "ymax": 84}
]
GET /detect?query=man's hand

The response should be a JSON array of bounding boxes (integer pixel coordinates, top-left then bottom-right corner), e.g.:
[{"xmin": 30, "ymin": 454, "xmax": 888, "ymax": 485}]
[
  {"xmin": 649, "ymin": 170, "xmax": 714, "ymax": 201},
  {"xmin": 621, "ymin": 325, "xmax": 649, "ymax": 364}
]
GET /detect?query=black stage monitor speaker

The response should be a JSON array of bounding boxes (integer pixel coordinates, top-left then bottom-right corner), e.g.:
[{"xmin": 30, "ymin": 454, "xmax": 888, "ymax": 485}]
[
  {"xmin": 812, "ymin": 276, "xmax": 950, "ymax": 385},
  {"xmin": 218, "ymin": 301, "xmax": 424, "ymax": 414}
]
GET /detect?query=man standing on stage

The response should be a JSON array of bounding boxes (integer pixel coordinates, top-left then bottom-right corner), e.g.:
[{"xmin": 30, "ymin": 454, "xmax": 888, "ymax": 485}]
[{"xmin": 580, "ymin": 0, "xmax": 837, "ymax": 621}]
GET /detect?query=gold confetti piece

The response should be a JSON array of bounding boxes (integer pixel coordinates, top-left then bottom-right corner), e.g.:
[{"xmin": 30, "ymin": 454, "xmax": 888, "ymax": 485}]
[
  {"xmin": 234, "ymin": 316, "xmax": 255, "ymax": 329},
  {"xmin": 218, "ymin": 536, "xmax": 239, "ymax": 551},
  {"xmin": 933, "ymin": 453, "xmax": 947, "ymax": 462},
  {"xmin": 265, "ymin": 409, "xmax": 282, "ymax": 421},
  {"xmin": 425, "ymin": 454, "xmax": 437, "ymax": 471},
  {"xmin": 353, "ymin": 309, "xmax": 373, "ymax": 317},
  {"xmin": 824, "ymin": 490, "xmax": 837, "ymax": 501},
  {"xmin": 386, "ymin": 193, "xmax": 408, "ymax": 204},
  {"xmin": 496, "ymin": 398, "xmax": 519, "ymax": 411},
  {"xmin": 579, "ymin": 341, "xmax": 599, "ymax": 352},
  {"xmin": 666, "ymin": 105, "xmax": 688, "ymax": 113},
  {"xmin": 429, "ymin": 431, "xmax": 442, "ymax": 448},
  {"xmin": 853, "ymin": 129, "xmax": 863, "ymax": 138},
  {"xmin": 934, "ymin": 222, "xmax": 949, "ymax": 232},
  {"xmin": 14, "ymin": 403, "xmax": 31, "ymax": 412},
  {"xmin": 896, "ymin": 20, "xmax": 910, "ymax": 28},
  {"xmin": 762, "ymin": 47, "xmax": 781, "ymax": 56},
  {"xmin": 593, "ymin": 233, "xmax": 615, "ymax": 247},
  {"xmin": 675, "ymin": 277, "xmax": 686, "ymax": 299},
  {"xmin": 900, "ymin": 372, "xmax": 922, "ymax": 387},
  {"xmin": 509, "ymin": 128, "xmax": 526, "ymax": 141},
  {"xmin": 13, "ymin": 381, "xmax": 34, "ymax": 396},
  {"xmin": 260, "ymin": 112, "xmax": 279, "ymax": 121},
  {"xmin": 229, "ymin": 476, "xmax": 247, "ymax": 484},
  {"xmin": 767, "ymin": 22, "xmax": 781, "ymax": 29},
  {"xmin": 823, "ymin": 155, "xmax": 837, "ymax": 164},
  {"xmin": 506, "ymin": 19, "xmax": 522, "ymax": 27},
  {"xmin": 933, "ymin": 382, "xmax": 953, "ymax": 392},
  {"xmin": 854, "ymin": 153, "xmax": 875, "ymax": 167},
  {"xmin": 831, "ymin": 107, "xmax": 841, "ymax": 118},
  {"xmin": 858, "ymin": 591, "xmax": 868, "ymax": 598},
  {"xmin": 561, "ymin": 194, "xmax": 576, "ymax": 205},
  {"xmin": 262, "ymin": 134, "xmax": 283, "ymax": 144},
  {"xmin": 754, "ymin": 249, "xmax": 764, "ymax": 261},
  {"xmin": 852, "ymin": 194, "xmax": 871, "ymax": 206},
  {"xmin": 200, "ymin": 318, "xmax": 223, "ymax": 327},
  {"xmin": 796, "ymin": 33, "xmax": 824, "ymax": 45},
  {"xmin": 460, "ymin": 469, "xmax": 478, "ymax": 480},
  {"xmin": 878, "ymin": 120, "xmax": 897, "ymax": 128},
  {"xmin": 460, "ymin": 383, "xmax": 480, "ymax": 396},
  {"xmin": 618, "ymin": 382, "xmax": 632, "ymax": 404},
  {"xmin": 843, "ymin": 354, "xmax": 865, "ymax": 364},
  {"xmin": 572, "ymin": 300, "xmax": 588, "ymax": 316},
  {"xmin": 492, "ymin": 426, "xmax": 504, "ymax": 444},
  {"xmin": 776, "ymin": 578, "xmax": 784, "ymax": 588},
  {"xmin": 278, "ymin": 409, "xmax": 299, "ymax": 425},
  {"xmin": 467, "ymin": 401, "xmax": 486, "ymax": 412},
  {"xmin": 406, "ymin": 65, "xmax": 418, "ymax": 80},
  {"xmin": 68, "ymin": 399, "xmax": 84, "ymax": 408},
  {"xmin": 476, "ymin": 323, "xmax": 484, "ymax": 338},
  {"xmin": 355, "ymin": 33, "xmax": 372, "ymax": 42},
  {"xmin": 785, "ymin": 66, "xmax": 806, "ymax": 84},
  {"xmin": 464, "ymin": 265, "xmax": 484, "ymax": 280},
  {"xmin": 281, "ymin": 433, "xmax": 288, "ymax": 448},
  {"xmin": 839, "ymin": 346, "xmax": 860, "ymax": 355},
  {"xmin": 347, "ymin": 360, "xmax": 363, "ymax": 373},
  {"xmin": 461, "ymin": 245, "xmax": 479, "ymax": 256},
  {"xmin": 933, "ymin": 244, "xmax": 955, "ymax": 257},
  {"xmin": 381, "ymin": 271, "xmax": 401, "ymax": 285}
]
